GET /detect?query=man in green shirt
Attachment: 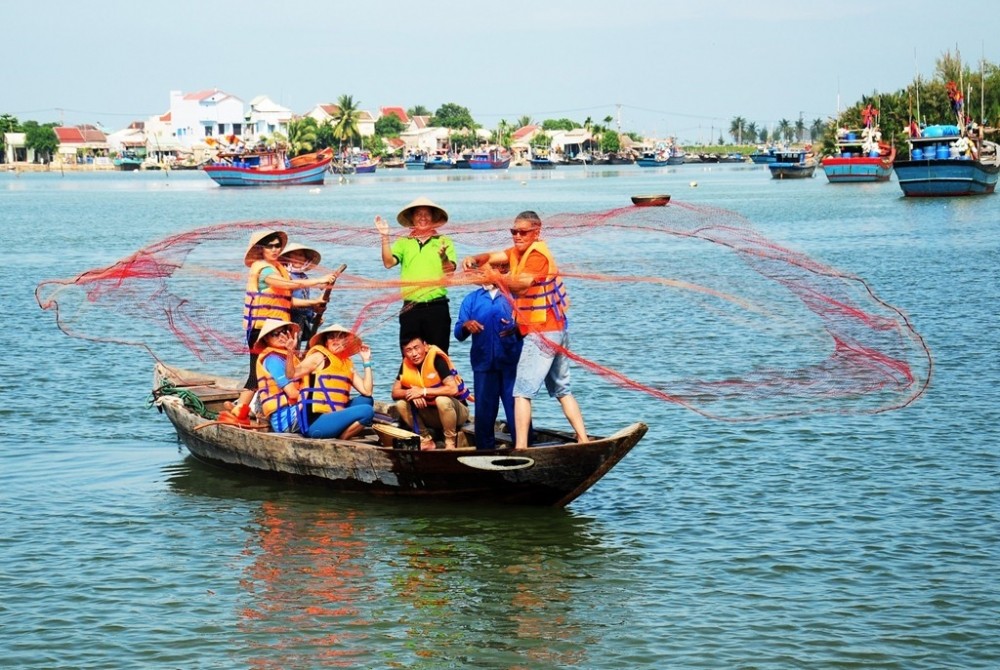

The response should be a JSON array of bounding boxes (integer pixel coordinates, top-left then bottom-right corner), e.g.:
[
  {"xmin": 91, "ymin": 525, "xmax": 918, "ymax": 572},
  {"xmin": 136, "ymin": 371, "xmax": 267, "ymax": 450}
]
[{"xmin": 375, "ymin": 197, "xmax": 457, "ymax": 352}]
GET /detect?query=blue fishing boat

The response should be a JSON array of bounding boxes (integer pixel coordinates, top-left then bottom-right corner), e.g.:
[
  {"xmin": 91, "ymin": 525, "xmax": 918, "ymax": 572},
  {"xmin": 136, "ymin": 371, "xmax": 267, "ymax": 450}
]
[
  {"xmin": 749, "ymin": 147, "xmax": 778, "ymax": 164},
  {"xmin": 404, "ymin": 152, "xmax": 426, "ymax": 170},
  {"xmin": 767, "ymin": 149, "xmax": 817, "ymax": 179},
  {"xmin": 893, "ymin": 124, "xmax": 999, "ymax": 197},
  {"xmin": 469, "ymin": 149, "xmax": 511, "ymax": 170},
  {"xmin": 822, "ymin": 127, "xmax": 895, "ymax": 183},
  {"xmin": 113, "ymin": 151, "xmax": 143, "ymax": 171},
  {"xmin": 529, "ymin": 149, "xmax": 556, "ymax": 170},
  {"xmin": 636, "ymin": 150, "xmax": 668, "ymax": 168},
  {"xmin": 202, "ymin": 147, "xmax": 332, "ymax": 187},
  {"xmin": 424, "ymin": 153, "xmax": 456, "ymax": 170}
]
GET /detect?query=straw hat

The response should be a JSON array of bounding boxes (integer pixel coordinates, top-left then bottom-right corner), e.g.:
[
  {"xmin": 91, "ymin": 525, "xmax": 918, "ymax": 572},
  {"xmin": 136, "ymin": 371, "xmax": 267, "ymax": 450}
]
[
  {"xmin": 396, "ymin": 196, "xmax": 449, "ymax": 228},
  {"xmin": 279, "ymin": 242, "xmax": 321, "ymax": 267},
  {"xmin": 257, "ymin": 318, "xmax": 300, "ymax": 342},
  {"xmin": 309, "ymin": 322, "xmax": 357, "ymax": 350},
  {"xmin": 244, "ymin": 230, "xmax": 288, "ymax": 267}
]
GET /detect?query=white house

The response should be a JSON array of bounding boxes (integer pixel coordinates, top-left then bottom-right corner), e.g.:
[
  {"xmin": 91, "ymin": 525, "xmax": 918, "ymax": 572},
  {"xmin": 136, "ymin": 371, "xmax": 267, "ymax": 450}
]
[
  {"xmin": 3, "ymin": 132, "xmax": 33, "ymax": 163},
  {"xmin": 157, "ymin": 89, "xmax": 245, "ymax": 150},
  {"xmin": 246, "ymin": 95, "xmax": 292, "ymax": 140}
]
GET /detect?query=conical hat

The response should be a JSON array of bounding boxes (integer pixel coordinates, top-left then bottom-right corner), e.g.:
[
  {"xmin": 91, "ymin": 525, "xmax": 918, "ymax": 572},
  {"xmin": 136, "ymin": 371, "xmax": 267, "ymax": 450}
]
[
  {"xmin": 257, "ymin": 318, "xmax": 300, "ymax": 342},
  {"xmin": 308, "ymin": 323, "xmax": 358, "ymax": 350},
  {"xmin": 279, "ymin": 242, "xmax": 321, "ymax": 267},
  {"xmin": 244, "ymin": 230, "xmax": 288, "ymax": 267},
  {"xmin": 396, "ymin": 196, "xmax": 449, "ymax": 227}
]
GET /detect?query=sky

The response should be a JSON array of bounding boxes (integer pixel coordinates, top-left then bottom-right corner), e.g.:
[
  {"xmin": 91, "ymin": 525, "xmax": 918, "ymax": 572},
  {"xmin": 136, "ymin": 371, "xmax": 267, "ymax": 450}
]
[{"xmin": 4, "ymin": 0, "xmax": 999, "ymax": 143}]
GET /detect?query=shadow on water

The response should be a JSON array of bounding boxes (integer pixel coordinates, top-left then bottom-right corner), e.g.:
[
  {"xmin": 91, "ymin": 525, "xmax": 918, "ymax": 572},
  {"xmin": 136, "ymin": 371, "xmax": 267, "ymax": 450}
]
[{"xmin": 163, "ymin": 456, "xmax": 630, "ymax": 668}]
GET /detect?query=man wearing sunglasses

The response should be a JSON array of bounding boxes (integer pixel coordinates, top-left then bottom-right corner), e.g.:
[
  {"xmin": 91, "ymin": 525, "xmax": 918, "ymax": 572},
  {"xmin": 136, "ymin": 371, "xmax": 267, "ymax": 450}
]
[{"xmin": 461, "ymin": 211, "xmax": 588, "ymax": 448}]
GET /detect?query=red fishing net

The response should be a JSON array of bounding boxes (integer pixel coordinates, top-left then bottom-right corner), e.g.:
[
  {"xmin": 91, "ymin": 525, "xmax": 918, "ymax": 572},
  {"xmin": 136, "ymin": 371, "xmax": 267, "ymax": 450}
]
[{"xmin": 35, "ymin": 203, "xmax": 931, "ymax": 421}]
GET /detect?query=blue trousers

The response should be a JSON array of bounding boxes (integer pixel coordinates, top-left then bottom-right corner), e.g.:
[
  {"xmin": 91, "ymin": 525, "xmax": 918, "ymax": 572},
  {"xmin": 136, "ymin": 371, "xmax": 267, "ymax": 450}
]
[
  {"xmin": 305, "ymin": 396, "xmax": 375, "ymax": 439},
  {"xmin": 473, "ymin": 366, "xmax": 518, "ymax": 450}
]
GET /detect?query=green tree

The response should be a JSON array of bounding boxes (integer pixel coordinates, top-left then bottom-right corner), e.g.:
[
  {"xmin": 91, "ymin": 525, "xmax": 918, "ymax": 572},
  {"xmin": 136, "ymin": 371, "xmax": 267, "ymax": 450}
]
[
  {"xmin": 407, "ymin": 105, "xmax": 431, "ymax": 117},
  {"xmin": 601, "ymin": 129, "xmax": 620, "ymax": 153},
  {"xmin": 776, "ymin": 118, "xmax": 793, "ymax": 142},
  {"xmin": 23, "ymin": 121, "xmax": 58, "ymax": 162},
  {"xmin": 286, "ymin": 116, "xmax": 319, "ymax": 156},
  {"xmin": 745, "ymin": 121, "xmax": 758, "ymax": 144},
  {"xmin": 375, "ymin": 114, "xmax": 405, "ymax": 137},
  {"xmin": 448, "ymin": 129, "xmax": 479, "ymax": 152},
  {"xmin": 530, "ymin": 131, "xmax": 552, "ymax": 149},
  {"xmin": 315, "ymin": 119, "xmax": 336, "ymax": 150},
  {"xmin": 0, "ymin": 113, "xmax": 20, "ymax": 161},
  {"xmin": 794, "ymin": 117, "xmax": 806, "ymax": 142},
  {"xmin": 432, "ymin": 103, "xmax": 477, "ymax": 130},
  {"xmin": 332, "ymin": 94, "xmax": 362, "ymax": 148},
  {"xmin": 809, "ymin": 118, "xmax": 826, "ymax": 142},
  {"xmin": 491, "ymin": 119, "xmax": 512, "ymax": 148},
  {"xmin": 516, "ymin": 115, "xmax": 533, "ymax": 129},
  {"xmin": 541, "ymin": 118, "xmax": 579, "ymax": 131}
]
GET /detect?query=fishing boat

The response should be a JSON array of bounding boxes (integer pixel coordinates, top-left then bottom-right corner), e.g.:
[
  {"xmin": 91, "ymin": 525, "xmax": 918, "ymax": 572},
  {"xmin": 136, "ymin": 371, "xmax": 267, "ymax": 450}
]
[
  {"xmin": 150, "ymin": 363, "xmax": 647, "ymax": 507},
  {"xmin": 631, "ymin": 194, "xmax": 671, "ymax": 207},
  {"xmin": 468, "ymin": 149, "xmax": 511, "ymax": 170},
  {"xmin": 113, "ymin": 151, "xmax": 143, "ymax": 171},
  {"xmin": 893, "ymin": 124, "xmax": 999, "ymax": 197},
  {"xmin": 821, "ymin": 124, "xmax": 896, "ymax": 183},
  {"xmin": 767, "ymin": 149, "xmax": 818, "ymax": 179},
  {"xmin": 749, "ymin": 147, "xmax": 778, "ymax": 164},
  {"xmin": 350, "ymin": 152, "xmax": 379, "ymax": 174},
  {"xmin": 404, "ymin": 152, "xmax": 426, "ymax": 170},
  {"xmin": 203, "ymin": 147, "xmax": 332, "ymax": 187},
  {"xmin": 529, "ymin": 149, "xmax": 557, "ymax": 170},
  {"xmin": 423, "ymin": 153, "xmax": 457, "ymax": 170},
  {"xmin": 636, "ymin": 150, "xmax": 668, "ymax": 167},
  {"xmin": 666, "ymin": 146, "xmax": 687, "ymax": 165}
]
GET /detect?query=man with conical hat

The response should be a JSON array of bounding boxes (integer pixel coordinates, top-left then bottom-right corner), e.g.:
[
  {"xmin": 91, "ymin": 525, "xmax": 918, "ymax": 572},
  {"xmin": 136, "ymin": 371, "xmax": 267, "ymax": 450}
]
[
  {"xmin": 374, "ymin": 197, "xmax": 457, "ymax": 353},
  {"xmin": 228, "ymin": 230, "xmax": 338, "ymax": 423}
]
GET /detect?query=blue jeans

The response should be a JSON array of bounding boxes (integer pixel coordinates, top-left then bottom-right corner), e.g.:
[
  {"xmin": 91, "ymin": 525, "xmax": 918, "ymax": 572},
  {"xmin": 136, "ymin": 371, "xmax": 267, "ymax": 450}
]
[
  {"xmin": 513, "ymin": 330, "xmax": 572, "ymax": 399},
  {"xmin": 305, "ymin": 396, "xmax": 375, "ymax": 439}
]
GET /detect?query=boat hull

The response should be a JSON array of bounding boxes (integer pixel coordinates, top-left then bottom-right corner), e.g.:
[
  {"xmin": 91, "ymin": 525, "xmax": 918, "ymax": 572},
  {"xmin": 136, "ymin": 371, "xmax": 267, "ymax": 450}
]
[
  {"xmin": 468, "ymin": 158, "xmax": 511, "ymax": 170},
  {"xmin": 529, "ymin": 160, "xmax": 555, "ymax": 170},
  {"xmin": 821, "ymin": 157, "xmax": 894, "ymax": 183},
  {"xmin": 893, "ymin": 159, "xmax": 999, "ymax": 197},
  {"xmin": 203, "ymin": 157, "xmax": 331, "ymax": 187},
  {"xmin": 631, "ymin": 194, "xmax": 671, "ymax": 207},
  {"xmin": 152, "ymin": 364, "xmax": 646, "ymax": 507},
  {"xmin": 636, "ymin": 159, "xmax": 668, "ymax": 168},
  {"xmin": 768, "ymin": 164, "xmax": 817, "ymax": 179}
]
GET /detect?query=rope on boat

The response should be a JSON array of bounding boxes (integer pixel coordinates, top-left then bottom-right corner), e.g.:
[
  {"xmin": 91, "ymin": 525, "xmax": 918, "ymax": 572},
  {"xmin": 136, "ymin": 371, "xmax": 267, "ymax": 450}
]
[{"xmin": 147, "ymin": 381, "xmax": 218, "ymax": 420}]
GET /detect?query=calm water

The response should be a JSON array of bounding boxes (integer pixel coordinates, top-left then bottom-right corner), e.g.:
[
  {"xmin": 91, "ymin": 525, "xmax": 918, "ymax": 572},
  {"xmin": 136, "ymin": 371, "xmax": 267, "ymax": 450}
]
[{"xmin": 2, "ymin": 165, "xmax": 998, "ymax": 669}]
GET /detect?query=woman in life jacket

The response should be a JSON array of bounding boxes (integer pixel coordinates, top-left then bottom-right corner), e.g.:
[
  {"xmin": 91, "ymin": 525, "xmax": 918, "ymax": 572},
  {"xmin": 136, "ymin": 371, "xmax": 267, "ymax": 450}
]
[
  {"xmin": 228, "ymin": 230, "xmax": 338, "ymax": 423},
  {"xmin": 254, "ymin": 319, "xmax": 305, "ymax": 433},
  {"xmin": 294, "ymin": 323, "xmax": 375, "ymax": 440}
]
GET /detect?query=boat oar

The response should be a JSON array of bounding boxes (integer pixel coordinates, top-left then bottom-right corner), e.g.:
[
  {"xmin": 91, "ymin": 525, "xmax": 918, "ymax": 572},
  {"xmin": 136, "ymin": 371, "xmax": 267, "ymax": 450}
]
[{"xmin": 310, "ymin": 263, "xmax": 347, "ymax": 334}]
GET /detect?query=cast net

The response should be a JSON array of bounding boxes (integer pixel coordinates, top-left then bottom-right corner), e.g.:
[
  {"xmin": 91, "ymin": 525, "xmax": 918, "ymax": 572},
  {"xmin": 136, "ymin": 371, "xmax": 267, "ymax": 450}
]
[{"xmin": 35, "ymin": 203, "xmax": 931, "ymax": 421}]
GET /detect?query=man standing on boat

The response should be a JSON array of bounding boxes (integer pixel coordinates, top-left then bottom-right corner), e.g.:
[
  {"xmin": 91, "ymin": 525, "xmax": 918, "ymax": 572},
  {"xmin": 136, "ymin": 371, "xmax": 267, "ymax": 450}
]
[
  {"xmin": 375, "ymin": 197, "xmax": 456, "ymax": 353},
  {"xmin": 461, "ymin": 211, "xmax": 588, "ymax": 449}
]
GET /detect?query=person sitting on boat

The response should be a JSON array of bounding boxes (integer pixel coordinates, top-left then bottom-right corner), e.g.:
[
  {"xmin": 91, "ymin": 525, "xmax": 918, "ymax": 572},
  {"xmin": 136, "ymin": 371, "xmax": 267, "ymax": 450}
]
[
  {"xmin": 391, "ymin": 334, "xmax": 471, "ymax": 450},
  {"xmin": 374, "ymin": 197, "xmax": 457, "ymax": 353},
  {"xmin": 253, "ymin": 319, "xmax": 305, "ymax": 433},
  {"xmin": 279, "ymin": 242, "xmax": 336, "ymax": 350},
  {"xmin": 454, "ymin": 280, "xmax": 526, "ymax": 450},
  {"xmin": 294, "ymin": 323, "xmax": 375, "ymax": 441},
  {"xmin": 227, "ymin": 231, "xmax": 338, "ymax": 424},
  {"xmin": 461, "ymin": 211, "xmax": 589, "ymax": 449}
]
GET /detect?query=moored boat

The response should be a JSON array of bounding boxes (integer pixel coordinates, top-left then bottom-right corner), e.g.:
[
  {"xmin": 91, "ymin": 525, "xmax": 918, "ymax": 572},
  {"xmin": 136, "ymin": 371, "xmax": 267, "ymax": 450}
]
[
  {"xmin": 468, "ymin": 149, "xmax": 511, "ymax": 170},
  {"xmin": 203, "ymin": 147, "xmax": 332, "ymax": 187},
  {"xmin": 821, "ymin": 123, "xmax": 896, "ymax": 183},
  {"xmin": 404, "ymin": 152, "xmax": 426, "ymax": 170},
  {"xmin": 631, "ymin": 194, "xmax": 671, "ymax": 207},
  {"xmin": 113, "ymin": 151, "xmax": 143, "ymax": 171},
  {"xmin": 768, "ymin": 149, "xmax": 818, "ymax": 179},
  {"xmin": 893, "ymin": 124, "xmax": 999, "ymax": 197},
  {"xmin": 636, "ymin": 150, "xmax": 668, "ymax": 167},
  {"xmin": 151, "ymin": 363, "xmax": 647, "ymax": 507},
  {"xmin": 749, "ymin": 147, "xmax": 778, "ymax": 164},
  {"xmin": 529, "ymin": 149, "xmax": 557, "ymax": 170},
  {"xmin": 424, "ymin": 153, "xmax": 457, "ymax": 170}
]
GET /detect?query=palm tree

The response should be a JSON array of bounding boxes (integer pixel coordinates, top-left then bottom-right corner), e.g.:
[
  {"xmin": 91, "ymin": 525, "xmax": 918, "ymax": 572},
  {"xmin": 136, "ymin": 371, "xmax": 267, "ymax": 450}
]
[
  {"xmin": 745, "ymin": 122, "xmax": 758, "ymax": 145},
  {"xmin": 332, "ymin": 94, "xmax": 362, "ymax": 150},
  {"xmin": 492, "ymin": 119, "xmax": 512, "ymax": 149},
  {"xmin": 809, "ymin": 118, "xmax": 827, "ymax": 142},
  {"xmin": 777, "ymin": 118, "xmax": 793, "ymax": 143},
  {"xmin": 516, "ymin": 115, "xmax": 533, "ymax": 129},
  {"xmin": 794, "ymin": 117, "xmax": 806, "ymax": 143},
  {"xmin": 729, "ymin": 116, "xmax": 746, "ymax": 144},
  {"xmin": 286, "ymin": 117, "xmax": 319, "ymax": 156}
]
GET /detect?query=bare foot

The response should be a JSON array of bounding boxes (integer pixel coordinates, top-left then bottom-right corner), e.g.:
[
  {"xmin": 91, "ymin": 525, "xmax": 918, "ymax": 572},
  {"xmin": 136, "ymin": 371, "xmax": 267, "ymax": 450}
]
[
  {"xmin": 338, "ymin": 421, "xmax": 365, "ymax": 441},
  {"xmin": 419, "ymin": 438, "xmax": 436, "ymax": 451}
]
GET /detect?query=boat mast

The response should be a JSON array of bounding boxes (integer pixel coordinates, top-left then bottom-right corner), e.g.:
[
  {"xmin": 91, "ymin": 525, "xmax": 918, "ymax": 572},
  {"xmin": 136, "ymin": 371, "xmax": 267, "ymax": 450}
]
[{"xmin": 914, "ymin": 49, "xmax": 922, "ymax": 126}]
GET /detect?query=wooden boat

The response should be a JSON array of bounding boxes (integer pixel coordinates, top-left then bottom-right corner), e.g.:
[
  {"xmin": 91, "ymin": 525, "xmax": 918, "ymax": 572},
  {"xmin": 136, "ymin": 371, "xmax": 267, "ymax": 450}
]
[
  {"xmin": 113, "ymin": 151, "xmax": 143, "ymax": 171},
  {"xmin": 529, "ymin": 149, "xmax": 556, "ymax": 170},
  {"xmin": 404, "ymin": 153, "xmax": 426, "ymax": 170},
  {"xmin": 468, "ymin": 149, "xmax": 511, "ymax": 170},
  {"xmin": 821, "ymin": 128, "xmax": 895, "ymax": 183},
  {"xmin": 203, "ymin": 147, "xmax": 332, "ymax": 187},
  {"xmin": 767, "ymin": 149, "xmax": 817, "ymax": 179},
  {"xmin": 893, "ymin": 124, "xmax": 999, "ymax": 197},
  {"xmin": 151, "ymin": 363, "xmax": 647, "ymax": 507},
  {"xmin": 631, "ymin": 194, "xmax": 671, "ymax": 207},
  {"xmin": 749, "ymin": 147, "xmax": 778, "ymax": 164}
]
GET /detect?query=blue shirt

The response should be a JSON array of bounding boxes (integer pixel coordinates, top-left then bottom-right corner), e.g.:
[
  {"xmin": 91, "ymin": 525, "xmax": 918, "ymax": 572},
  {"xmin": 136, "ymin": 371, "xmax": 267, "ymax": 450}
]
[
  {"xmin": 262, "ymin": 353, "xmax": 299, "ymax": 432},
  {"xmin": 454, "ymin": 288, "xmax": 522, "ymax": 372},
  {"xmin": 288, "ymin": 269, "xmax": 315, "ymax": 321}
]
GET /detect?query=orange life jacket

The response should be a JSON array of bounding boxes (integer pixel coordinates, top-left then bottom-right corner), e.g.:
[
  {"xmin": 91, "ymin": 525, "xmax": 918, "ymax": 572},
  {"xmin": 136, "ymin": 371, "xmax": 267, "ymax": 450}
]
[
  {"xmin": 243, "ymin": 261, "xmax": 292, "ymax": 338},
  {"xmin": 299, "ymin": 345, "xmax": 354, "ymax": 416},
  {"xmin": 509, "ymin": 241, "xmax": 568, "ymax": 329},
  {"xmin": 255, "ymin": 346, "xmax": 301, "ymax": 424},
  {"xmin": 399, "ymin": 345, "xmax": 471, "ymax": 402}
]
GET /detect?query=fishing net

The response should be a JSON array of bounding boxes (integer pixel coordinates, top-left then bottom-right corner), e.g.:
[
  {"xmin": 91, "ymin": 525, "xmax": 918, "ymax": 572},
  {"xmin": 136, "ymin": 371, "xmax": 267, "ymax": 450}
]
[{"xmin": 35, "ymin": 203, "xmax": 932, "ymax": 421}]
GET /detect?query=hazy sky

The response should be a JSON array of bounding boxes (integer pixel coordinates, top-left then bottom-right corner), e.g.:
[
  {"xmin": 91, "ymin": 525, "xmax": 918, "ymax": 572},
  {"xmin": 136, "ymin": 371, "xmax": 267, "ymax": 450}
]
[{"xmin": 4, "ymin": 0, "xmax": 998, "ymax": 142}]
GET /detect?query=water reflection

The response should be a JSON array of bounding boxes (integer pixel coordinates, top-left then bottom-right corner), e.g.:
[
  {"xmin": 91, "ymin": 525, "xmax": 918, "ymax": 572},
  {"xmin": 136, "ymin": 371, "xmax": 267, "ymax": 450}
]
[{"xmin": 166, "ymin": 458, "xmax": 618, "ymax": 667}]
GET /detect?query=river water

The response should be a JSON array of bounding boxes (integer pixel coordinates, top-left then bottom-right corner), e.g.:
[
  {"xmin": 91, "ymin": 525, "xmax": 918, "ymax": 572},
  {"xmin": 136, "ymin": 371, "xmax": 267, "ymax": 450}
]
[{"xmin": 2, "ymin": 164, "xmax": 997, "ymax": 669}]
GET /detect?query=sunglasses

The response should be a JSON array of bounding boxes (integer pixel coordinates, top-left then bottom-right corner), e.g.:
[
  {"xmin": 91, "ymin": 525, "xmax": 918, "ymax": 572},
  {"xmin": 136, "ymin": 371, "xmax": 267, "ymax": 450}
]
[
  {"xmin": 509, "ymin": 228, "xmax": 536, "ymax": 237},
  {"xmin": 261, "ymin": 241, "xmax": 283, "ymax": 249}
]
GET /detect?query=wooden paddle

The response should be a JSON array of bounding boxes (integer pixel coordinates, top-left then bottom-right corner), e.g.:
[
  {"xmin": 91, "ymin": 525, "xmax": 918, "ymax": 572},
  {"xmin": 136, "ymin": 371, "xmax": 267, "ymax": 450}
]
[{"xmin": 310, "ymin": 263, "xmax": 347, "ymax": 333}]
